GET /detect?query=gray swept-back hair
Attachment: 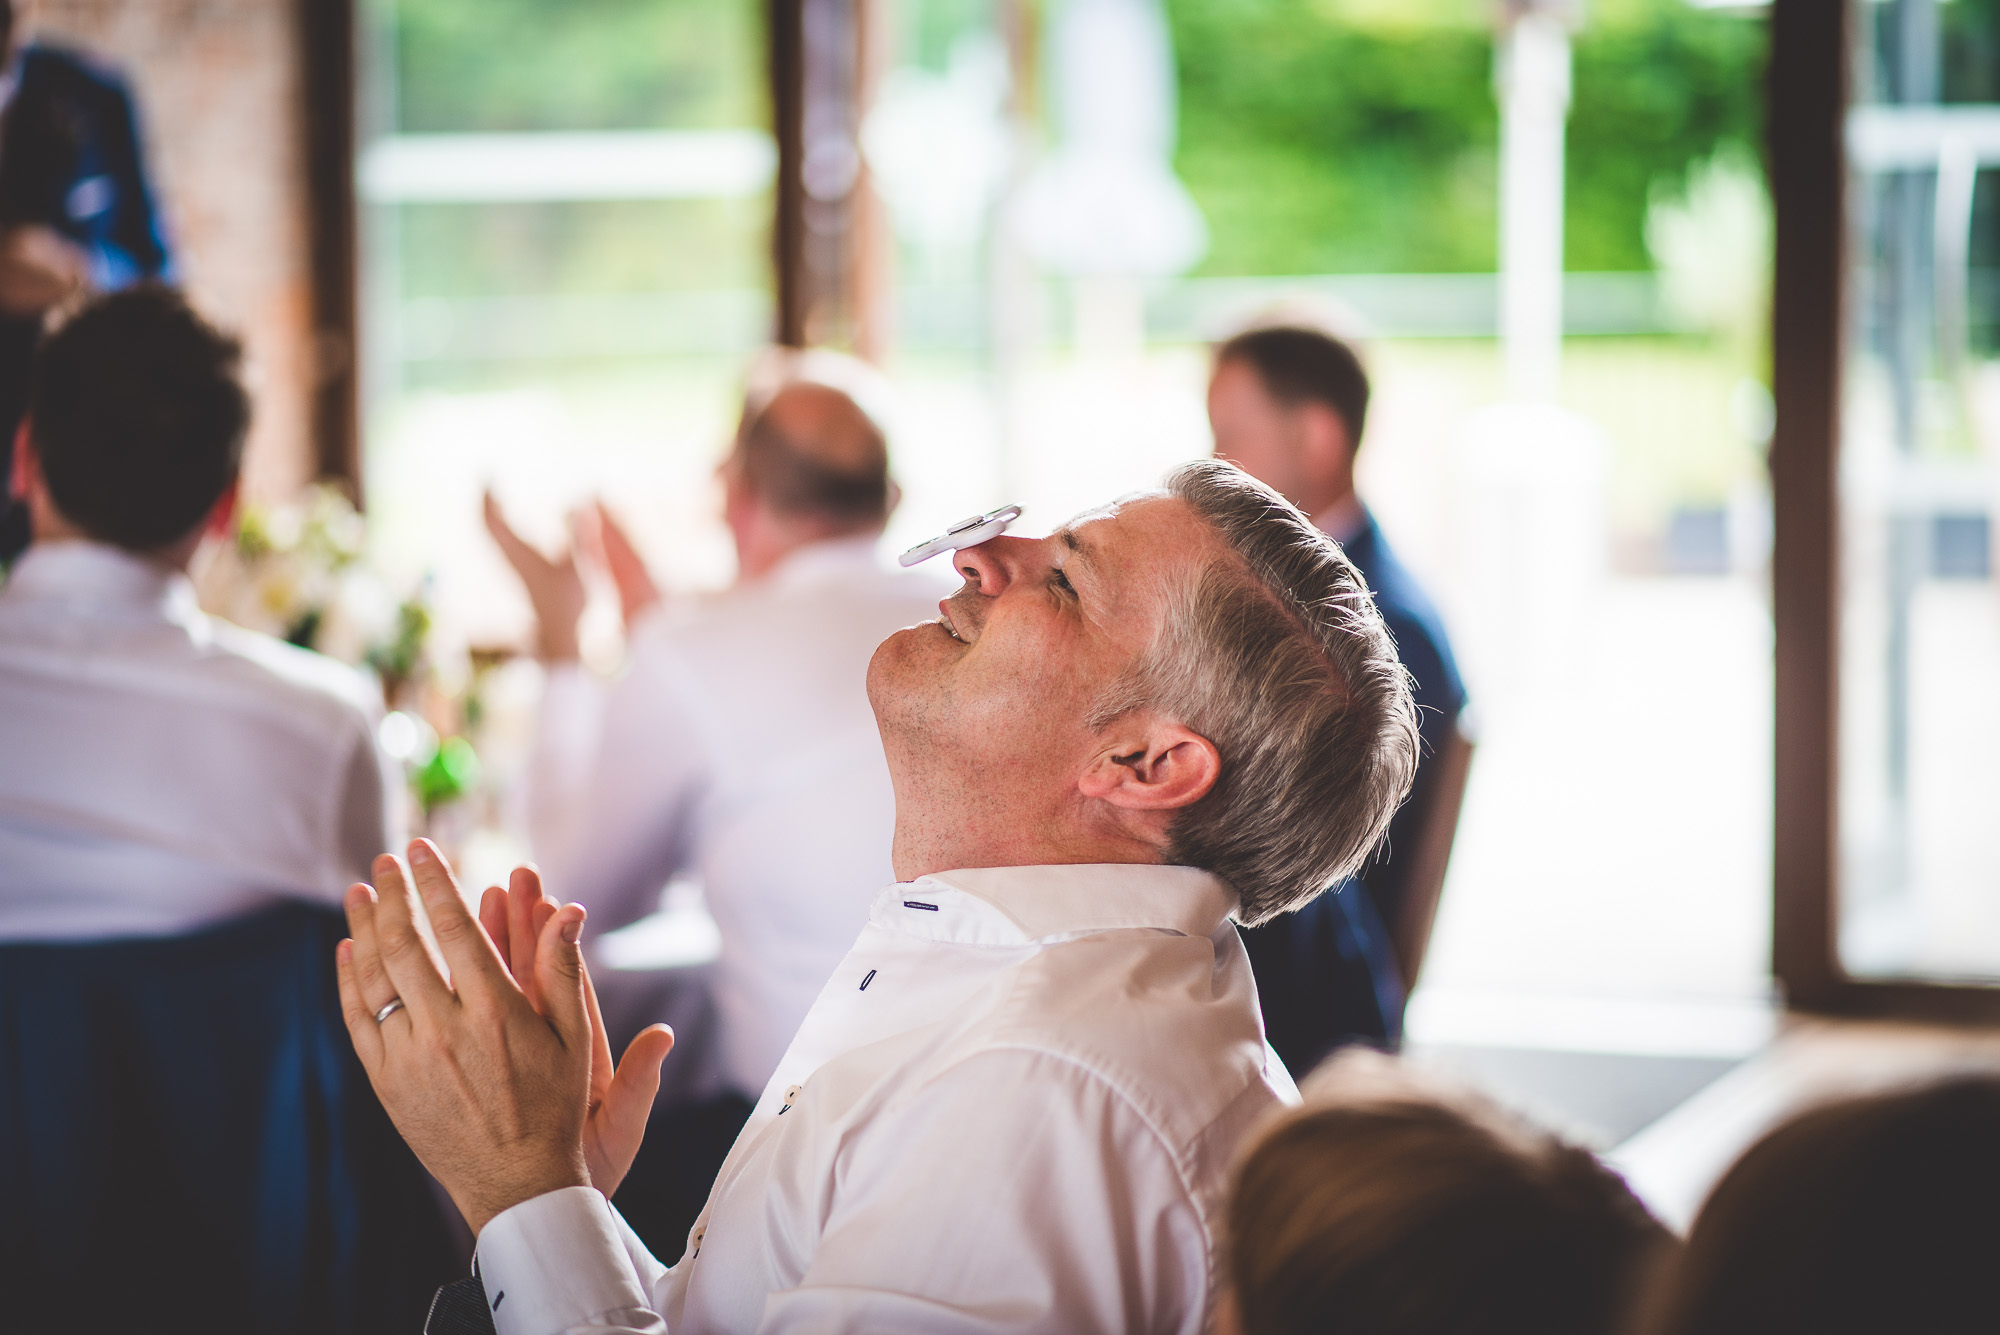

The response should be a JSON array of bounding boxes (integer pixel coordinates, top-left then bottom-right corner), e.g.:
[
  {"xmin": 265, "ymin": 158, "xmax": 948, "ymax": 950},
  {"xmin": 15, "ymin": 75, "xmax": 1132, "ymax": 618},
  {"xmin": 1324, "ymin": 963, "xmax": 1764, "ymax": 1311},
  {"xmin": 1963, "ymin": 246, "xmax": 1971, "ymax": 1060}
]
[{"xmin": 1092, "ymin": 460, "xmax": 1419, "ymax": 924}]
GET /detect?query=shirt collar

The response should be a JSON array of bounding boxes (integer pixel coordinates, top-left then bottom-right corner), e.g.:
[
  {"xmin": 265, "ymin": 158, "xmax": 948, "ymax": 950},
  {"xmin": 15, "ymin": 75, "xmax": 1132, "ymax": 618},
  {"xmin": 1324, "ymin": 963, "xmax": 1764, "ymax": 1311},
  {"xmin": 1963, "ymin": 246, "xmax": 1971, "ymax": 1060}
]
[
  {"xmin": 767, "ymin": 533, "xmax": 891, "ymax": 591},
  {"xmin": 2, "ymin": 540, "xmax": 200, "ymax": 625},
  {"xmin": 874, "ymin": 863, "xmax": 1239, "ymax": 947}
]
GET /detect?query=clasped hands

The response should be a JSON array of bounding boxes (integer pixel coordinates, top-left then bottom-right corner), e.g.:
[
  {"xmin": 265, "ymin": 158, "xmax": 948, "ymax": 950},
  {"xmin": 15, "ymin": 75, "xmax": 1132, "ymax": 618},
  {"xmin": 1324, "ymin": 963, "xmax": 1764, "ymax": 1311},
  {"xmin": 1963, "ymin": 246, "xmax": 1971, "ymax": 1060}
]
[{"xmin": 335, "ymin": 839, "xmax": 676, "ymax": 1236}]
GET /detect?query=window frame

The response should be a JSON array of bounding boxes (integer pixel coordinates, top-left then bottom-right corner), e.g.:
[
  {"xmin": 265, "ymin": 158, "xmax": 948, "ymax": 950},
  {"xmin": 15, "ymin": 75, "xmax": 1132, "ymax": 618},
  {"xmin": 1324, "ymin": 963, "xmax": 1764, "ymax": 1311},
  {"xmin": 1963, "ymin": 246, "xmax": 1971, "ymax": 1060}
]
[
  {"xmin": 1770, "ymin": 0, "xmax": 2000, "ymax": 1021},
  {"xmin": 302, "ymin": 0, "xmax": 361, "ymax": 499}
]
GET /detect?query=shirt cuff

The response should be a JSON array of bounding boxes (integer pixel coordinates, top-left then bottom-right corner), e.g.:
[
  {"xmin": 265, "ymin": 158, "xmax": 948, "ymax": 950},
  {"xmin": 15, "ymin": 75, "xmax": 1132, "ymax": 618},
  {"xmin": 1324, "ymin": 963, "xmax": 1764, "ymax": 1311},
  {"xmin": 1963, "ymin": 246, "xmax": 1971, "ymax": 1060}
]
[{"xmin": 478, "ymin": 1186, "xmax": 663, "ymax": 1335}]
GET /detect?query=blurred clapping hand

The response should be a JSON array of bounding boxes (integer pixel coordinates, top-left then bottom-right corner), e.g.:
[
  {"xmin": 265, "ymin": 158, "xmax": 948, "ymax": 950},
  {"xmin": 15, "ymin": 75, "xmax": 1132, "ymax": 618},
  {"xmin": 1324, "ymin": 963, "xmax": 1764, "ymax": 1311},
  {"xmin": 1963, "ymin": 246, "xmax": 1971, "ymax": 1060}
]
[
  {"xmin": 484, "ymin": 492, "xmax": 661, "ymax": 662},
  {"xmin": 575, "ymin": 499, "xmax": 661, "ymax": 630}
]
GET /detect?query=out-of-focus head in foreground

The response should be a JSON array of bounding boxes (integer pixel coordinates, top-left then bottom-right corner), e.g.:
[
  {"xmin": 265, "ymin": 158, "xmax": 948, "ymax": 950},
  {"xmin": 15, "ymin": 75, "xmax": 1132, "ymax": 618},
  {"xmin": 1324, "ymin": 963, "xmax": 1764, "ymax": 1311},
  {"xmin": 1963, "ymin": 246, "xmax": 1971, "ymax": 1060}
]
[
  {"xmin": 1649, "ymin": 1075, "xmax": 2000, "ymax": 1335},
  {"xmin": 867, "ymin": 458, "xmax": 1419, "ymax": 924},
  {"xmin": 1224, "ymin": 1050, "xmax": 1674, "ymax": 1335},
  {"xmin": 8, "ymin": 284, "xmax": 247, "ymax": 566}
]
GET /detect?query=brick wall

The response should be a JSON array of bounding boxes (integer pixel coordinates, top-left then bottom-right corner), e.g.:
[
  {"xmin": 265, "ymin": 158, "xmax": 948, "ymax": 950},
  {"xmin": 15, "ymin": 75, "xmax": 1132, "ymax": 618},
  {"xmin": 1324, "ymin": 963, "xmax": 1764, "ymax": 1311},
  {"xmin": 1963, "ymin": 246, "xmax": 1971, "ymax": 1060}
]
[{"xmin": 31, "ymin": 0, "xmax": 315, "ymax": 505}]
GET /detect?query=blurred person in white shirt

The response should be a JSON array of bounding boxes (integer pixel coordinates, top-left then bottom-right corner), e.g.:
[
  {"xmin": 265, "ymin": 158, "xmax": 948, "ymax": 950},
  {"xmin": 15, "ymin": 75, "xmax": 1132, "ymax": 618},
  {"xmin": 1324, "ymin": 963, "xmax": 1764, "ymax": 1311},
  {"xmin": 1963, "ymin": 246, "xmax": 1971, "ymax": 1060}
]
[
  {"xmin": 0, "ymin": 290, "xmax": 460, "ymax": 1329},
  {"xmin": 0, "ymin": 286, "xmax": 394, "ymax": 940},
  {"xmin": 337, "ymin": 459, "xmax": 1420, "ymax": 1335},
  {"xmin": 483, "ymin": 350, "xmax": 949, "ymax": 1253}
]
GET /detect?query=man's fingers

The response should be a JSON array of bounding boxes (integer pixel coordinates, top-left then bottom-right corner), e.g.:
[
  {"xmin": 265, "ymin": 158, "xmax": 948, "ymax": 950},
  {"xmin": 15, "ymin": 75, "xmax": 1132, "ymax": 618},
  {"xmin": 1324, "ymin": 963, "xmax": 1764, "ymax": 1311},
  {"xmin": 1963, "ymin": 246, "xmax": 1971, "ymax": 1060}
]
[
  {"xmin": 479, "ymin": 884, "xmax": 510, "ymax": 969},
  {"xmin": 592, "ymin": 500, "xmax": 661, "ymax": 625},
  {"xmin": 343, "ymin": 882, "xmax": 404, "ymax": 1020},
  {"xmin": 581, "ymin": 955, "xmax": 614, "ymax": 1101},
  {"xmin": 484, "ymin": 491, "xmax": 546, "ymax": 577},
  {"xmin": 368, "ymin": 852, "xmax": 457, "ymax": 1018},
  {"xmin": 335, "ymin": 937, "xmax": 385, "ymax": 1071},
  {"xmin": 507, "ymin": 865, "xmax": 547, "ymax": 997},
  {"xmin": 612, "ymin": 1025, "xmax": 675, "ymax": 1109},
  {"xmin": 584, "ymin": 1025, "xmax": 675, "ymax": 1198},
  {"xmin": 593, "ymin": 499, "xmax": 640, "ymax": 560},
  {"xmin": 407, "ymin": 839, "xmax": 511, "ymax": 1002},
  {"xmin": 488, "ymin": 493, "xmax": 536, "ymax": 571},
  {"xmin": 570, "ymin": 503, "xmax": 605, "ymax": 572},
  {"xmin": 596, "ymin": 503, "xmax": 649, "ymax": 579},
  {"xmin": 534, "ymin": 901, "xmax": 591, "ymax": 1053},
  {"xmin": 529, "ymin": 901, "xmax": 557, "ymax": 1007}
]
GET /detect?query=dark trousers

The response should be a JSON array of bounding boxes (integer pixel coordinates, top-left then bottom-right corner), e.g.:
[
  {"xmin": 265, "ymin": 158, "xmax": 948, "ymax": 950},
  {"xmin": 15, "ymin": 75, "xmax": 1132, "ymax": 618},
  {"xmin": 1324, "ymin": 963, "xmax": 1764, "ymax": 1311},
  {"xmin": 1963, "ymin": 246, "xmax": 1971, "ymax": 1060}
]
[{"xmin": 610, "ymin": 1091, "xmax": 756, "ymax": 1262}]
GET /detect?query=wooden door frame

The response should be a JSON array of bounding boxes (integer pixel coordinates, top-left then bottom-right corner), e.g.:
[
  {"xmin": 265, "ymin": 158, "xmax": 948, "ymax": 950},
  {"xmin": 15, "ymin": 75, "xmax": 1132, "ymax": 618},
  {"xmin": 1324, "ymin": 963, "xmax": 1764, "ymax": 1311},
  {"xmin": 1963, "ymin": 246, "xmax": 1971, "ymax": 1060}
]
[
  {"xmin": 1770, "ymin": 0, "xmax": 2000, "ymax": 1021},
  {"xmin": 300, "ymin": 0, "xmax": 361, "ymax": 499}
]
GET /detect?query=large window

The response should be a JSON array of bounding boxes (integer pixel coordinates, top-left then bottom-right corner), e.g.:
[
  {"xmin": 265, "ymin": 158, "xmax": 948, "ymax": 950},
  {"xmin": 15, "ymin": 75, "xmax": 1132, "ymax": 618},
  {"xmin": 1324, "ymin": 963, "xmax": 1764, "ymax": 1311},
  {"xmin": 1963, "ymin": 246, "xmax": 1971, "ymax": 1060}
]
[
  {"xmin": 355, "ymin": 0, "xmax": 1784, "ymax": 1047},
  {"xmin": 359, "ymin": 0, "xmax": 774, "ymax": 644},
  {"xmin": 1164, "ymin": 0, "xmax": 1774, "ymax": 1042},
  {"xmin": 1837, "ymin": 0, "xmax": 2000, "ymax": 984}
]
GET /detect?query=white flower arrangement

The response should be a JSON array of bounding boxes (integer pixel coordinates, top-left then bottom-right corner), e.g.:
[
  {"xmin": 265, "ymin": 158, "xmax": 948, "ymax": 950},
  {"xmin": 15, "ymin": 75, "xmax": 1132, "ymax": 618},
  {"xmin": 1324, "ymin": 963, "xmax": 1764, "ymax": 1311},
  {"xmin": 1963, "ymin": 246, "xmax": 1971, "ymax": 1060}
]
[{"xmin": 196, "ymin": 483, "xmax": 398, "ymax": 666}]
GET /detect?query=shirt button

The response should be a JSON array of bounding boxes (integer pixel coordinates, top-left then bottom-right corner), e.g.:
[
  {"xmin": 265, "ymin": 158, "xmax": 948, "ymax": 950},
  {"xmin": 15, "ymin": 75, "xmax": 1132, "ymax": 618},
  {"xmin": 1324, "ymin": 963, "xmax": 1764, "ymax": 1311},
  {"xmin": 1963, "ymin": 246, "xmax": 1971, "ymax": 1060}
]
[
  {"xmin": 691, "ymin": 1225, "xmax": 705, "ymax": 1257},
  {"xmin": 782, "ymin": 1083, "xmax": 804, "ymax": 1110}
]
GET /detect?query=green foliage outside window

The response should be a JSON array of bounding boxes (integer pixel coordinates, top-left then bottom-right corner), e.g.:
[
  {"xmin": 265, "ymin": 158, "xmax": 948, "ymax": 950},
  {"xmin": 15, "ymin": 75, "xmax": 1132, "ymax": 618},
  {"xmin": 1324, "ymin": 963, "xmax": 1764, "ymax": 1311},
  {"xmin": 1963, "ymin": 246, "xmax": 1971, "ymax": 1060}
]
[
  {"xmin": 380, "ymin": 0, "xmax": 1766, "ymax": 296},
  {"xmin": 384, "ymin": 0, "xmax": 762, "ymax": 131},
  {"xmin": 376, "ymin": 0, "xmax": 771, "ymax": 315},
  {"xmin": 1166, "ymin": 0, "xmax": 1766, "ymax": 276}
]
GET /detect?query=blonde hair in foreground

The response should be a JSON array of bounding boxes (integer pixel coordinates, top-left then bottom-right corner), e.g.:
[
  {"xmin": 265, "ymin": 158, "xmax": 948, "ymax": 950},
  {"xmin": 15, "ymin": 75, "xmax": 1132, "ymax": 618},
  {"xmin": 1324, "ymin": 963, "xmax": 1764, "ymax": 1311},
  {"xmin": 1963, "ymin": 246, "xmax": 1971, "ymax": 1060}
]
[{"xmin": 1226, "ymin": 1051, "xmax": 1674, "ymax": 1335}]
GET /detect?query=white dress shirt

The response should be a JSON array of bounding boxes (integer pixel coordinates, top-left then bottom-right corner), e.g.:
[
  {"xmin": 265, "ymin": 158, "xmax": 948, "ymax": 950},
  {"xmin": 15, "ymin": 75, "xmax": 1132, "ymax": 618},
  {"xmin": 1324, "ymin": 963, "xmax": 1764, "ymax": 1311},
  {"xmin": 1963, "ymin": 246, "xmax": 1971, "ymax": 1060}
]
[
  {"xmin": 526, "ymin": 536, "xmax": 948, "ymax": 1097},
  {"xmin": 0, "ymin": 541, "xmax": 395, "ymax": 940},
  {"xmin": 476, "ymin": 862, "xmax": 1298, "ymax": 1335}
]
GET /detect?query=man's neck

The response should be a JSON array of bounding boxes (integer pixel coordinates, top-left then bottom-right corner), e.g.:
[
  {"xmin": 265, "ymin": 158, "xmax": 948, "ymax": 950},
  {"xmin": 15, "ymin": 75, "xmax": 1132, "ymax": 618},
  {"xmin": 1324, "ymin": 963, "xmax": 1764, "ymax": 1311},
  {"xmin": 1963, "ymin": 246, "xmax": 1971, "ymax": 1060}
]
[
  {"xmin": 28, "ymin": 502, "xmax": 201, "ymax": 572},
  {"xmin": 731, "ymin": 515, "xmax": 876, "ymax": 584},
  {"xmin": 889, "ymin": 799, "xmax": 1166, "ymax": 884}
]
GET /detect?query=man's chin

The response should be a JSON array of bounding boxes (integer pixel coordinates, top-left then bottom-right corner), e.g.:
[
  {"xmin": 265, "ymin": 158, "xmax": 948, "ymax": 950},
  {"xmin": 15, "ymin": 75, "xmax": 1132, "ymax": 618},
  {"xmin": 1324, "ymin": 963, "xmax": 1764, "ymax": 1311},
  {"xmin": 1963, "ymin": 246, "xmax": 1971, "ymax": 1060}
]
[{"xmin": 868, "ymin": 621, "xmax": 957, "ymax": 696}]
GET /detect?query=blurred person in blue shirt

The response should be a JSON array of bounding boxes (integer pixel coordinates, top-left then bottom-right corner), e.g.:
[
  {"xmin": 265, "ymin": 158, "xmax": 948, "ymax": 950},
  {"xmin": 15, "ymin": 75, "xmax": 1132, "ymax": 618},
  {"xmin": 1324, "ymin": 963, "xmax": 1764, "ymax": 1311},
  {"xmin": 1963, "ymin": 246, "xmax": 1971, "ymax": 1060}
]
[
  {"xmin": 0, "ymin": 0, "xmax": 172, "ymax": 566},
  {"xmin": 1208, "ymin": 322, "xmax": 1467, "ymax": 1069}
]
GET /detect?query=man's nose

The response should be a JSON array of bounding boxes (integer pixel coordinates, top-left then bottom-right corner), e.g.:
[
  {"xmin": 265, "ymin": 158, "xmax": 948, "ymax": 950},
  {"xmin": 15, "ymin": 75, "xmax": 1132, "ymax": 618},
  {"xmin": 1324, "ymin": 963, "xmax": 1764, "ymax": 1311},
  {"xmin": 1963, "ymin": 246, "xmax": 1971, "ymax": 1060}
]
[{"xmin": 953, "ymin": 535, "xmax": 1038, "ymax": 596}]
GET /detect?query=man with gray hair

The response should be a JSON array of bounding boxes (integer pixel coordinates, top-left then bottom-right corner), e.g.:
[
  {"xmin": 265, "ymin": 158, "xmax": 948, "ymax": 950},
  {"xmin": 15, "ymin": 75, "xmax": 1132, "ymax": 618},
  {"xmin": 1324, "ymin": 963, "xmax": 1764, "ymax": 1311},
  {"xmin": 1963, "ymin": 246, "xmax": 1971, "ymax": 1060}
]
[
  {"xmin": 341, "ymin": 460, "xmax": 1418, "ymax": 1334},
  {"xmin": 484, "ymin": 350, "xmax": 948, "ymax": 1253}
]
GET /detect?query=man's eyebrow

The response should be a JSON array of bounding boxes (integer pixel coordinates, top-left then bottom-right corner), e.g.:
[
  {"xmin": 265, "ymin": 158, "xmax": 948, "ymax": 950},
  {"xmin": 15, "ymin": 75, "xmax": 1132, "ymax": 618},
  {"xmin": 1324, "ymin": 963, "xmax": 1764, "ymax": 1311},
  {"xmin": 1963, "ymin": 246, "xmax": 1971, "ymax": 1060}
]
[{"xmin": 1059, "ymin": 528, "xmax": 1092, "ymax": 566}]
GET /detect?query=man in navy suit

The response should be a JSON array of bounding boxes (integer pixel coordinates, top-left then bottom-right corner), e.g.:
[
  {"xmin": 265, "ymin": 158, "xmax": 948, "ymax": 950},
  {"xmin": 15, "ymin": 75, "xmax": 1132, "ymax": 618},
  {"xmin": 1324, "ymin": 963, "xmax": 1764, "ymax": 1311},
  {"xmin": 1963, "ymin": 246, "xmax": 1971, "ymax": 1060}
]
[
  {"xmin": 0, "ymin": 0, "xmax": 172, "ymax": 565},
  {"xmin": 1208, "ymin": 322, "xmax": 1467, "ymax": 1073}
]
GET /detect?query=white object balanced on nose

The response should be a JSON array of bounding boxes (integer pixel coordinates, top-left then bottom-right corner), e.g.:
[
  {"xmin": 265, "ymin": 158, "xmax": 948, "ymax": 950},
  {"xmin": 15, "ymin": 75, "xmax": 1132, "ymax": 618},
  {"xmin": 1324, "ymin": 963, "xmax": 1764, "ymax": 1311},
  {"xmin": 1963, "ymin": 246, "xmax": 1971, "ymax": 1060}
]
[{"xmin": 898, "ymin": 505, "xmax": 1023, "ymax": 568}]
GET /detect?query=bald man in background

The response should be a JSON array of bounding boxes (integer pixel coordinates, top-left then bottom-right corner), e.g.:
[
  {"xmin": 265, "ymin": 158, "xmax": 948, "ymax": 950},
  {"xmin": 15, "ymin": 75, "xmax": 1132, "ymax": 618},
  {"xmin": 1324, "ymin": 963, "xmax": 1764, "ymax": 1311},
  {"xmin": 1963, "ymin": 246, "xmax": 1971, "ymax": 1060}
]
[{"xmin": 485, "ymin": 351, "xmax": 948, "ymax": 1256}]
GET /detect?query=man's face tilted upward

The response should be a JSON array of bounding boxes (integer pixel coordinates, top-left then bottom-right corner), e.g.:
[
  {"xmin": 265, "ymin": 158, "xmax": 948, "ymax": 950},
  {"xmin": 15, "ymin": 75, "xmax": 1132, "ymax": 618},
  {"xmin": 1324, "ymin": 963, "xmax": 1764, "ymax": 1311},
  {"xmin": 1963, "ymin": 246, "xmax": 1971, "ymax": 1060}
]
[{"xmin": 866, "ymin": 493, "xmax": 1229, "ymax": 877}]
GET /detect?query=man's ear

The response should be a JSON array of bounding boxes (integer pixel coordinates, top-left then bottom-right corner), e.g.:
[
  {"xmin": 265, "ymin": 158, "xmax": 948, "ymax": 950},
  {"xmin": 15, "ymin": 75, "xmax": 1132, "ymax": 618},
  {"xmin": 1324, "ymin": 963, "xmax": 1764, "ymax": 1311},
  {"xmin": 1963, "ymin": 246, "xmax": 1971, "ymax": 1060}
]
[
  {"xmin": 717, "ymin": 453, "xmax": 755, "ymax": 523},
  {"xmin": 202, "ymin": 474, "xmax": 241, "ymax": 540},
  {"xmin": 1078, "ymin": 715, "xmax": 1222, "ymax": 813},
  {"xmin": 9, "ymin": 418, "xmax": 35, "ymax": 504}
]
